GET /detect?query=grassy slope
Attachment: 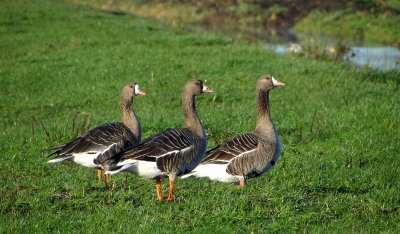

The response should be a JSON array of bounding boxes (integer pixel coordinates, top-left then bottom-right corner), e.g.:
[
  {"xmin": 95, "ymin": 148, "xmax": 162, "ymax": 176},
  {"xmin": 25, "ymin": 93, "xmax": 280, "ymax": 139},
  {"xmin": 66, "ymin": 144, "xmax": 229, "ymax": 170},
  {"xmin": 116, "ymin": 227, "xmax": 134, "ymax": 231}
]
[
  {"xmin": 1, "ymin": 0, "xmax": 399, "ymax": 232},
  {"xmin": 294, "ymin": 9, "xmax": 400, "ymax": 46},
  {"xmin": 71, "ymin": 0, "xmax": 400, "ymax": 46}
]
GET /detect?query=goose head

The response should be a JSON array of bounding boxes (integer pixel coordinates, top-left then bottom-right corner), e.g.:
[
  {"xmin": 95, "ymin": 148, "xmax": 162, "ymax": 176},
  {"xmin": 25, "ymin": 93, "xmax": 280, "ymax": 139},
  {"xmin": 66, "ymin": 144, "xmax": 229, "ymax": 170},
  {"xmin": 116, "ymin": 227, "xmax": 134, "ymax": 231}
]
[
  {"xmin": 121, "ymin": 82, "xmax": 145, "ymax": 101},
  {"xmin": 183, "ymin": 79, "xmax": 214, "ymax": 96},
  {"xmin": 256, "ymin": 75, "xmax": 285, "ymax": 91}
]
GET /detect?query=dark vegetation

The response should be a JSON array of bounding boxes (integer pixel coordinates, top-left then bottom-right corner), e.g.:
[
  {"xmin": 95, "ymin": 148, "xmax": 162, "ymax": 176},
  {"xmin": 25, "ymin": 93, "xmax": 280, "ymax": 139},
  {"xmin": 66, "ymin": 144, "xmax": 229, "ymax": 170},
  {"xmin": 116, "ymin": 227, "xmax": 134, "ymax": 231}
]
[{"xmin": 148, "ymin": 0, "xmax": 399, "ymax": 29}]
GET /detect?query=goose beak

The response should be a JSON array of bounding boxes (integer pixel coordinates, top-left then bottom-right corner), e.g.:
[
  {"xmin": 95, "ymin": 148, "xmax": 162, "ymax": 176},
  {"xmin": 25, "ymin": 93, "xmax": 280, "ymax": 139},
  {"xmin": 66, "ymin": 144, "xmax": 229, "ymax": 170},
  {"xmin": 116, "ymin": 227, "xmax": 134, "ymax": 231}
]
[
  {"xmin": 136, "ymin": 89, "xmax": 146, "ymax": 95},
  {"xmin": 272, "ymin": 77, "xmax": 285, "ymax": 87},
  {"xmin": 134, "ymin": 84, "xmax": 145, "ymax": 95},
  {"xmin": 202, "ymin": 85, "xmax": 214, "ymax": 93},
  {"xmin": 274, "ymin": 81, "xmax": 285, "ymax": 87}
]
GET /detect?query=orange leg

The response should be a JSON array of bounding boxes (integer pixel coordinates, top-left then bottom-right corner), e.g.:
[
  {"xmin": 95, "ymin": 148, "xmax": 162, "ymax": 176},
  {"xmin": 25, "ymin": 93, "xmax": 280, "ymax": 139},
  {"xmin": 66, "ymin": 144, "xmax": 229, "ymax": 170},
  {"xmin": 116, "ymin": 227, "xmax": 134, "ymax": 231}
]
[
  {"xmin": 97, "ymin": 168, "xmax": 102, "ymax": 181},
  {"xmin": 239, "ymin": 178, "xmax": 245, "ymax": 188},
  {"xmin": 167, "ymin": 179, "xmax": 175, "ymax": 201},
  {"xmin": 105, "ymin": 173, "xmax": 110, "ymax": 184},
  {"xmin": 155, "ymin": 178, "xmax": 163, "ymax": 201}
]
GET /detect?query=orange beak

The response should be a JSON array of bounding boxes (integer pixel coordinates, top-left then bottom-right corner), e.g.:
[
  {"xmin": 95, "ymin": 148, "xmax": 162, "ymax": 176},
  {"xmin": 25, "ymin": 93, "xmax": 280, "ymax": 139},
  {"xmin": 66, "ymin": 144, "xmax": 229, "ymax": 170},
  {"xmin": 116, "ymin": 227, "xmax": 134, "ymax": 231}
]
[
  {"xmin": 136, "ymin": 89, "xmax": 145, "ymax": 95},
  {"xmin": 274, "ymin": 81, "xmax": 285, "ymax": 86},
  {"xmin": 202, "ymin": 84, "xmax": 214, "ymax": 93},
  {"xmin": 272, "ymin": 77, "xmax": 285, "ymax": 87}
]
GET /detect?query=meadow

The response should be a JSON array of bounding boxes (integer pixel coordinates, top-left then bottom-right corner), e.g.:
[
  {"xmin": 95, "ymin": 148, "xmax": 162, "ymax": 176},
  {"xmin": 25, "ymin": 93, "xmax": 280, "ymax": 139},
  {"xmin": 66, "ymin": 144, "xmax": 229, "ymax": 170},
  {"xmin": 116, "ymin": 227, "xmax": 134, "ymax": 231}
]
[
  {"xmin": 1, "ymin": 0, "xmax": 399, "ymax": 232},
  {"xmin": 73, "ymin": 0, "xmax": 400, "ymax": 47}
]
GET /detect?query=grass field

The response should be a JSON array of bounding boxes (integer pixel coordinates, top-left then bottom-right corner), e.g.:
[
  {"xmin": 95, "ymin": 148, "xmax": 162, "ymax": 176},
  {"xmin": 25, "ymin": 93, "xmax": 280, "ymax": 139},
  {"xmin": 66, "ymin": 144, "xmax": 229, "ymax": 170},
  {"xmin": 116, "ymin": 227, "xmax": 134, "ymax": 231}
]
[
  {"xmin": 71, "ymin": 0, "xmax": 400, "ymax": 47},
  {"xmin": 294, "ymin": 9, "xmax": 400, "ymax": 47},
  {"xmin": 1, "ymin": 0, "xmax": 399, "ymax": 232}
]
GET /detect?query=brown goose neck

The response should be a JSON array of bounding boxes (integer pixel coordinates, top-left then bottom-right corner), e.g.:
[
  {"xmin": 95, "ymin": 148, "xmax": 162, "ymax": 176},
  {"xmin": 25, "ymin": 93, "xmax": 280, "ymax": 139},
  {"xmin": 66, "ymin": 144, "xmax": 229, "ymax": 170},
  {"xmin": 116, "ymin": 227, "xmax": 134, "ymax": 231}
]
[
  {"xmin": 255, "ymin": 88, "xmax": 273, "ymax": 132},
  {"xmin": 182, "ymin": 93, "xmax": 204, "ymax": 137},
  {"xmin": 120, "ymin": 97, "xmax": 141, "ymax": 142}
]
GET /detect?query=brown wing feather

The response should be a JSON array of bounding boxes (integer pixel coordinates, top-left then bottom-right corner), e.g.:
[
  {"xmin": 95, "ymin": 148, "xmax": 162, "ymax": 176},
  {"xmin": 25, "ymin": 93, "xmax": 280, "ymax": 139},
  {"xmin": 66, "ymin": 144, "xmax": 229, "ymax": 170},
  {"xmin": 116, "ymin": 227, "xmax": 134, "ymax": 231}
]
[
  {"xmin": 49, "ymin": 122, "xmax": 136, "ymax": 164},
  {"xmin": 203, "ymin": 132, "xmax": 259, "ymax": 164},
  {"xmin": 120, "ymin": 128, "xmax": 195, "ymax": 161},
  {"xmin": 117, "ymin": 128, "xmax": 202, "ymax": 174},
  {"xmin": 226, "ymin": 137, "xmax": 276, "ymax": 178}
]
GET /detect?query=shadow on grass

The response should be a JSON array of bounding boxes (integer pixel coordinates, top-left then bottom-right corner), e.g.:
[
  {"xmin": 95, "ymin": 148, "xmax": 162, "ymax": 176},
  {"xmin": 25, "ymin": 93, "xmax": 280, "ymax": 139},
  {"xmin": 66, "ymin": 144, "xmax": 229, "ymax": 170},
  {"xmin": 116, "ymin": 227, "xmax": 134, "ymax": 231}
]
[
  {"xmin": 302, "ymin": 186, "xmax": 369, "ymax": 196},
  {"xmin": 3, "ymin": 202, "xmax": 33, "ymax": 216},
  {"xmin": 380, "ymin": 206, "xmax": 400, "ymax": 215},
  {"xmin": 356, "ymin": 69, "xmax": 400, "ymax": 86},
  {"xmin": 49, "ymin": 188, "xmax": 73, "ymax": 204},
  {"xmin": 49, "ymin": 186, "xmax": 143, "ymax": 208}
]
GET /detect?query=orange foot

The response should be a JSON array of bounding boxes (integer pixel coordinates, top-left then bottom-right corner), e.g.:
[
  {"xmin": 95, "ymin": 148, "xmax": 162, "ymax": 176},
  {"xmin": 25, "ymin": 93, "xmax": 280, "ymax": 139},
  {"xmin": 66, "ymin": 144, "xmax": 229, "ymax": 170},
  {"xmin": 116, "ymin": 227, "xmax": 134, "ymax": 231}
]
[
  {"xmin": 105, "ymin": 173, "xmax": 110, "ymax": 184},
  {"xmin": 155, "ymin": 178, "xmax": 163, "ymax": 201},
  {"xmin": 167, "ymin": 179, "xmax": 175, "ymax": 201},
  {"xmin": 97, "ymin": 168, "xmax": 102, "ymax": 181},
  {"xmin": 239, "ymin": 178, "xmax": 245, "ymax": 188}
]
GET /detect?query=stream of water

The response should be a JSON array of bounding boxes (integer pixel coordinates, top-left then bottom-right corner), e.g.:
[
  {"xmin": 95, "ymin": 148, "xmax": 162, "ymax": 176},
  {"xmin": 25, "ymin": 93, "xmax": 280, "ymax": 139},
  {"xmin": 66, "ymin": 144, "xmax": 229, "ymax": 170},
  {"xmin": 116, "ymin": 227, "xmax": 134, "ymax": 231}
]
[
  {"xmin": 264, "ymin": 29, "xmax": 400, "ymax": 70},
  {"xmin": 268, "ymin": 43, "xmax": 400, "ymax": 70},
  {"xmin": 193, "ymin": 24, "xmax": 400, "ymax": 70}
]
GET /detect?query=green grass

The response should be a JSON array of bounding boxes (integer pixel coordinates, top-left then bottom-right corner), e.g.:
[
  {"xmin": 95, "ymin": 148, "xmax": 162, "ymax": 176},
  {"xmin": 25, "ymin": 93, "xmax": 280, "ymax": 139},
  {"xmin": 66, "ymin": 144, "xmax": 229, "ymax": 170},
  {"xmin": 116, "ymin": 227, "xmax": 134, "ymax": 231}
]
[
  {"xmin": 1, "ymin": 0, "xmax": 399, "ymax": 232},
  {"xmin": 295, "ymin": 9, "xmax": 400, "ymax": 46},
  {"xmin": 72, "ymin": 0, "xmax": 400, "ymax": 47}
]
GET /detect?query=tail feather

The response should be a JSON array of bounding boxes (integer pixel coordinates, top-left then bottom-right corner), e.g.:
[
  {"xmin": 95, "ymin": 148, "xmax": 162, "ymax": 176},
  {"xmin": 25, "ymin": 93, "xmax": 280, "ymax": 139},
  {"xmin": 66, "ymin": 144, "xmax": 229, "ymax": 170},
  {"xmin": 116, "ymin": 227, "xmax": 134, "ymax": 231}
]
[
  {"xmin": 47, "ymin": 144, "xmax": 65, "ymax": 151},
  {"xmin": 105, "ymin": 164, "xmax": 132, "ymax": 175},
  {"xmin": 46, "ymin": 144, "xmax": 66, "ymax": 158},
  {"xmin": 180, "ymin": 172, "xmax": 196, "ymax": 179},
  {"xmin": 47, "ymin": 144, "xmax": 71, "ymax": 163},
  {"xmin": 47, "ymin": 155, "xmax": 73, "ymax": 163},
  {"xmin": 181, "ymin": 164, "xmax": 207, "ymax": 179}
]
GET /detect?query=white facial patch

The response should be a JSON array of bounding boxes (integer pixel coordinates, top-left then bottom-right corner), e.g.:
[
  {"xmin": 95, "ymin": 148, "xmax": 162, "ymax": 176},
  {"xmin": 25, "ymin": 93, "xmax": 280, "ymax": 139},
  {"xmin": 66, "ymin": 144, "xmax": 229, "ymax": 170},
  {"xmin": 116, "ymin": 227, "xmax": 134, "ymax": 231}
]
[
  {"xmin": 134, "ymin": 84, "xmax": 140, "ymax": 93},
  {"xmin": 271, "ymin": 76, "xmax": 278, "ymax": 86}
]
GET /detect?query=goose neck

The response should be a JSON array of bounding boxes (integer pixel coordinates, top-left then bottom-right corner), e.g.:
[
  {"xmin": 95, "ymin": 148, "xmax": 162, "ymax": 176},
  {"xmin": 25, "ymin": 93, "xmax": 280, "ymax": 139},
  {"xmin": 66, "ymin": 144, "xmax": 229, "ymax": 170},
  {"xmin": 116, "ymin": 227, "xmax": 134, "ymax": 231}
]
[
  {"xmin": 182, "ymin": 93, "xmax": 205, "ymax": 138},
  {"xmin": 120, "ymin": 97, "xmax": 141, "ymax": 142},
  {"xmin": 255, "ymin": 88, "xmax": 273, "ymax": 133}
]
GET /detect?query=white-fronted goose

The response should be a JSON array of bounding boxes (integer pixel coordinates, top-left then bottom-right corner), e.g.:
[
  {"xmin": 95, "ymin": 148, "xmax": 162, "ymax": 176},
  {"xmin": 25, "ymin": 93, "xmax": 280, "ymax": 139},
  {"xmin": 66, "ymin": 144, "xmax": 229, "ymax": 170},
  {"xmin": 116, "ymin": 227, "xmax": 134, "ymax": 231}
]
[
  {"xmin": 182, "ymin": 75, "xmax": 284, "ymax": 187},
  {"xmin": 106, "ymin": 79, "xmax": 213, "ymax": 201},
  {"xmin": 47, "ymin": 82, "xmax": 145, "ymax": 183}
]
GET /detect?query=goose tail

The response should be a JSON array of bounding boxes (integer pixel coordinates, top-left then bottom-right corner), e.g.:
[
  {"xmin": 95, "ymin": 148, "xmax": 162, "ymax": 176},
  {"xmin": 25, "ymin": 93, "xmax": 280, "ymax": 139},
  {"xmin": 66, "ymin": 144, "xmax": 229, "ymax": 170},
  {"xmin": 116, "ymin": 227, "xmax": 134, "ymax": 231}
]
[
  {"xmin": 105, "ymin": 163, "xmax": 133, "ymax": 175},
  {"xmin": 47, "ymin": 155, "xmax": 73, "ymax": 163},
  {"xmin": 181, "ymin": 164, "xmax": 209, "ymax": 179}
]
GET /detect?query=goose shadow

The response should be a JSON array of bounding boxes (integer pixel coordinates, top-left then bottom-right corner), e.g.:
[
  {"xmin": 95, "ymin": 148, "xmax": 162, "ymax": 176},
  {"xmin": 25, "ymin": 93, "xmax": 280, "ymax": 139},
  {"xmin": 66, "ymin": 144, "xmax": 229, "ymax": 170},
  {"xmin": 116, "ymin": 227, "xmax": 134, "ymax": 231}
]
[{"xmin": 302, "ymin": 186, "xmax": 369, "ymax": 196}]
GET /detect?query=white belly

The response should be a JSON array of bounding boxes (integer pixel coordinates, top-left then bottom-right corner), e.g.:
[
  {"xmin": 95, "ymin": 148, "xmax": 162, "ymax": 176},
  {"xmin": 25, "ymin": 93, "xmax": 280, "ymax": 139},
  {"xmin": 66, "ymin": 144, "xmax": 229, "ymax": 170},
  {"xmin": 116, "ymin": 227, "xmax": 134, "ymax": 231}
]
[
  {"xmin": 182, "ymin": 164, "xmax": 241, "ymax": 183},
  {"xmin": 73, "ymin": 153, "xmax": 100, "ymax": 168},
  {"xmin": 117, "ymin": 160, "xmax": 165, "ymax": 179}
]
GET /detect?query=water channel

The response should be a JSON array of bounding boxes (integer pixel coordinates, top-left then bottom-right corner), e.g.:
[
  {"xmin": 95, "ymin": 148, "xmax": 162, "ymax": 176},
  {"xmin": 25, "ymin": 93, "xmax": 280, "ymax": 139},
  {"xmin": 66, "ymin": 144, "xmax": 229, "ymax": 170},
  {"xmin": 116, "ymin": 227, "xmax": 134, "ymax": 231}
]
[
  {"xmin": 268, "ymin": 42, "xmax": 400, "ymax": 70},
  {"xmin": 196, "ymin": 24, "xmax": 400, "ymax": 70}
]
